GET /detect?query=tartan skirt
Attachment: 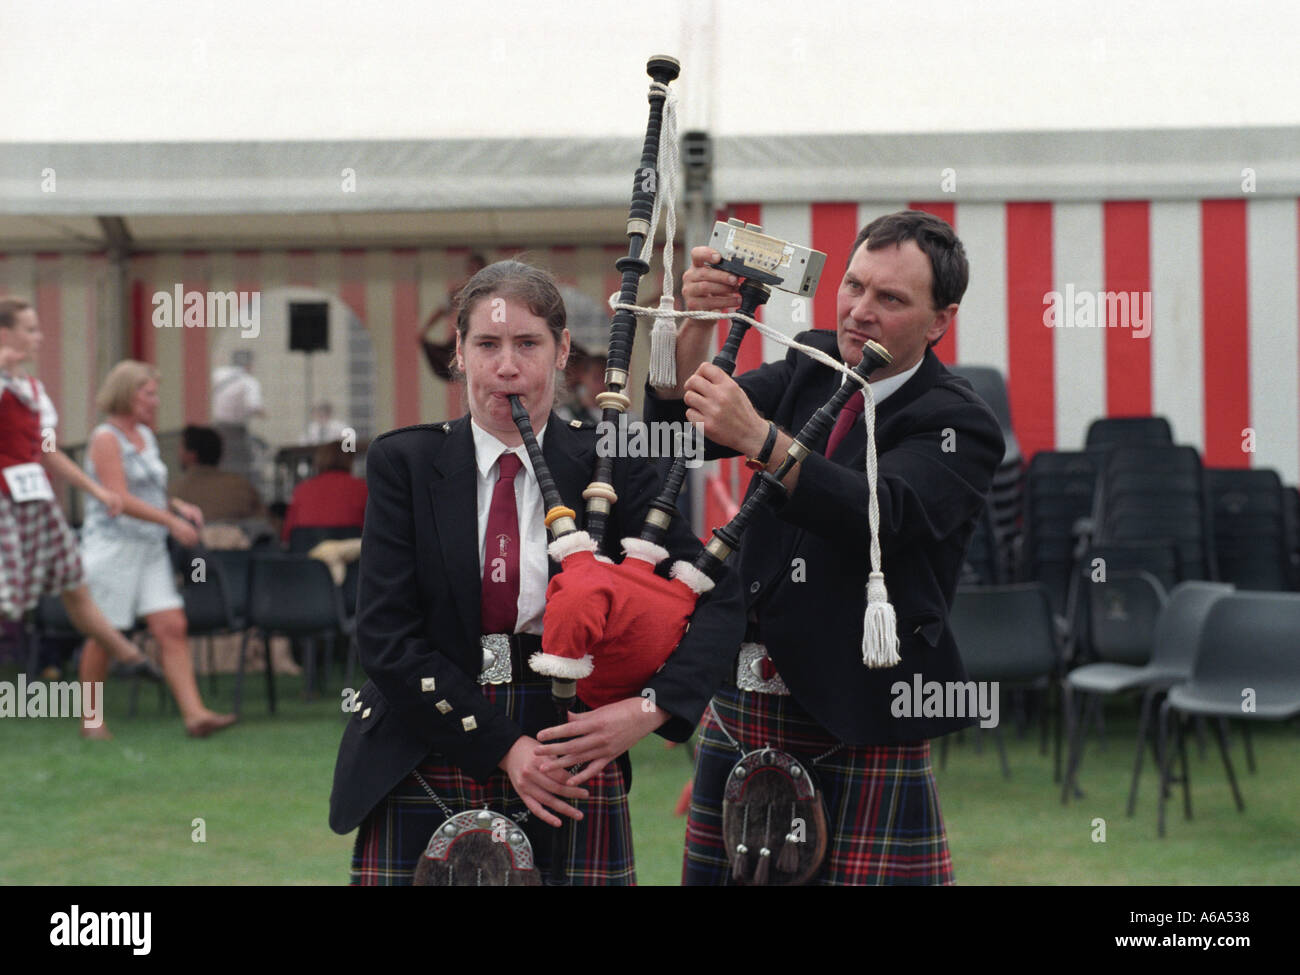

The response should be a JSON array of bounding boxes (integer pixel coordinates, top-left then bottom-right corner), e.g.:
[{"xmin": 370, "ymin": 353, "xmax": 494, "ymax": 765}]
[
  {"xmin": 351, "ymin": 679, "xmax": 636, "ymax": 886},
  {"xmin": 0, "ymin": 494, "xmax": 84, "ymax": 621},
  {"xmin": 684, "ymin": 686, "xmax": 955, "ymax": 886}
]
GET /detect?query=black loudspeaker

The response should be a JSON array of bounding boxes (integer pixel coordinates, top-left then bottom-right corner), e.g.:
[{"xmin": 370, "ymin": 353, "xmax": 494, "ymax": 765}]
[{"xmin": 289, "ymin": 301, "xmax": 330, "ymax": 353}]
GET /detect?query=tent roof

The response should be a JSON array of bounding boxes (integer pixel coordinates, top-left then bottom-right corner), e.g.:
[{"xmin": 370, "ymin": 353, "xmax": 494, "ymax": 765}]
[{"xmin": 2, "ymin": 126, "xmax": 1297, "ymax": 252}]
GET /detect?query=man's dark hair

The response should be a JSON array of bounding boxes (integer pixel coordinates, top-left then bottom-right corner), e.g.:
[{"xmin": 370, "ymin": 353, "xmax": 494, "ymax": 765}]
[
  {"xmin": 183, "ymin": 425, "xmax": 223, "ymax": 466},
  {"xmin": 848, "ymin": 210, "xmax": 969, "ymax": 309}
]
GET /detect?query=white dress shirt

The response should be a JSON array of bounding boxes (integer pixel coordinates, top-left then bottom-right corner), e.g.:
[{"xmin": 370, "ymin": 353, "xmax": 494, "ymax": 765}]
[
  {"xmin": 211, "ymin": 366, "xmax": 264, "ymax": 424},
  {"xmin": 470, "ymin": 418, "xmax": 548, "ymax": 636},
  {"xmin": 867, "ymin": 356, "xmax": 924, "ymax": 406}
]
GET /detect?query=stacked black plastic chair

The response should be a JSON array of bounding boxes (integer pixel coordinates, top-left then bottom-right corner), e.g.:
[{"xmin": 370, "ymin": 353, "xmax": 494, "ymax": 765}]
[
  {"xmin": 1205, "ymin": 467, "xmax": 1293, "ymax": 591},
  {"xmin": 951, "ymin": 366, "xmax": 1023, "ymax": 579}
]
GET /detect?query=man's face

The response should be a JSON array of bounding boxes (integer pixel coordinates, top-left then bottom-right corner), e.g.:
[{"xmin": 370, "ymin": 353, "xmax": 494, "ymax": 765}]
[
  {"xmin": 455, "ymin": 296, "xmax": 569, "ymax": 443},
  {"xmin": 835, "ymin": 240, "xmax": 956, "ymax": 380}
]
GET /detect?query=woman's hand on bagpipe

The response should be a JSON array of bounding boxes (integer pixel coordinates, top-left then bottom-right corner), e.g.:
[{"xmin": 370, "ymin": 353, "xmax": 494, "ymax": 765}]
[
  {"xmin": 535, "ymin": 697, "xmax": 669, "ymax": 787},
  {"xmin": 683, "ymin": 362, "xmax": 768, "ymax": 456},
  {"xmin": 498, "ymin": 735, "xmax": 590, "ymax": 828},
  {"xmin": 682, "ymin": 246, "xmax": 741, "ymax": 313}
]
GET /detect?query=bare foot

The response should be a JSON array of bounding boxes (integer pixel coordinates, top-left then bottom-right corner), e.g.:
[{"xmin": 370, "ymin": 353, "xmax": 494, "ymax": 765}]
[
  {"xmin": 185, "ymin": 712, "xmax": 238, "ymax": 739},
  {"xmin": 81, "ymin": 724, "xmax": 114, "ymax": 741}
]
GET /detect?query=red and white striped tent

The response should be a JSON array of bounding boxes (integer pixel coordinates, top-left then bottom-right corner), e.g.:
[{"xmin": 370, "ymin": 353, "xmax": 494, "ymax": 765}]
[{"xmin": 3, "ymin": 128, "xmax": 1296, "ymax": 489}]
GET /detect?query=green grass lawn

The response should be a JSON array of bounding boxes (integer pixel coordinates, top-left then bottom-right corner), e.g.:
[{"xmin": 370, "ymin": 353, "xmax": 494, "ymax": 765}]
[{"xmin": 2, "ymin": 665, "xmax": 1296, "ymax": 885}]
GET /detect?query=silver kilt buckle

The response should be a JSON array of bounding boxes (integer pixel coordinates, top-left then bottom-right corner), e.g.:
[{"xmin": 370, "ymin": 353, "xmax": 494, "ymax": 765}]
[
  {"xmin": 478, "ymin": 634, "xmax": 513, "ymax": 685},
  {"xmin": 737, "ymin": 642, "xmax": 790, "ymax": 696}
]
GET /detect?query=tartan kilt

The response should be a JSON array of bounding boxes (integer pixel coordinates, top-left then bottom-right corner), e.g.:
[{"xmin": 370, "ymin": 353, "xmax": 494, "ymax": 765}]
[
  {"xmin": 351, "ymin": 679, "xmax": 636, "ymax": 886},
  {"xmin": 0, "ymin": 494, "xmax": 84, "ymax": 621},
  {"xmin": 684, "ymin": 686, "xmax": 954, "ymax": 886}
]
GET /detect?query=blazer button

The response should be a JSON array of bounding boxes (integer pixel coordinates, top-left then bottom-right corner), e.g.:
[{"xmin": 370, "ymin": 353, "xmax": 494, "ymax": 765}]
[{"xmin": 749, "ymin": 581, "xmax": 761, "ymax": 594}]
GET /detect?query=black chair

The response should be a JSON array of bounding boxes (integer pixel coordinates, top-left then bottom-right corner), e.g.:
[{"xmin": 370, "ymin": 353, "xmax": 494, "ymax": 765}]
[
  {"xmin": 181, "ymin": 557, "xmax": 243, "ymax": 694},
  {"xmin": 33, "ymin": 596, "xmax": 162, "ymax": 717},
  {"xmin": 947, "ymin": 583, "xmax": 1060, "ymax": 778},
  {"xmin": 950, "ymin": 365, "xmax": 1020, "ymax": 457},
  {"xmin": 1157, "ymin": 591, "xmax": 1300, "ymax": 836},
  {"xmin": 1093, "ymin": 445, "xmax": 1216, "ymax": 582},
  {"xmin": 1059, "ymin": 571, "xmax": 1172, "ymax": 802},
  {"xmin": 287, "ymin": 525, "xmax": 362, "ymax": 554},
  {"xmin": 286, "ymin": 525, "xmax": 362, "ymax": 683},
  {"xmin": 1206, "ymin": 468, "xmax": 1291, "ymax": 591},
  {"xmin": 1023, "ymin": 451, "xmax": 1101, "ymax": 618},
  {"xmin": 958, "ymin": 501, "xmax": 1001, "ymax": 585},
  {"xmin": 235, "ymin": 553, "xmax": 348, "ymax": 715},
  {"xmin": 1085, "ymin": 416, "xmax": 1173, "ymax": 449},
  {"xmin": 950, "ymin": 365, "xmax": 1023, "ymax": 575}
]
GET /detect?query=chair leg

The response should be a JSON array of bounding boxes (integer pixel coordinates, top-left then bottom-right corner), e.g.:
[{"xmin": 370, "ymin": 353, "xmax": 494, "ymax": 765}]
[
  {"xmin": 325, "ymin": 633, "xmax": 337, "ymax": 695},
  {"xmin": 1193, "ymin": 716, "xmax": 1207, "ymax": 760},
  {"xmin": 1241, "ymin": 722, "xmax": 1256, "ymax": 774},
  {"xmin": 1058, "ymin": 682, "xmax": 1075, "ymax": 796},
  {"xmin": 234, "ymin": 629, "xmax": 251, "ymax": 716},
  {"xmin": 992, "ymin": 725, "xmax": 1011, "ymax": 779},
  {"xmin": 263, "ymin": 632, "xmax": 277, "ymax": 715},
  {"xmin": 304, "ymin": 636, "xmax": 318, "ymax": 700},
  {"xmin": 1039, "ymin": 686, "xmax": 1049, "ymax": 757},
  {"xmin": 1061, "ymin": 687, "xmax": 1090, "ymax": 803},
  {"xmin": 1214, "ymin": 718, "xmax": 1246, "ymax": 812},
  {"xmin": 1176, "ymin": 711, "xmax": 1192, "ymax": 822},
  {"xmin": 207, "ymin": 637, "xmax": 217, "ymax": 695},
  {"xmin": 1052, "ymin": 677, "xmax": 1063, "ymax": 784},
  {"xmin": 1127, "ymin": 688, "xmax": 1157, "ymax": 817},
  {"xmin": 1157, "ymin": 699, "xmax": 1172, "ymax": 837}
]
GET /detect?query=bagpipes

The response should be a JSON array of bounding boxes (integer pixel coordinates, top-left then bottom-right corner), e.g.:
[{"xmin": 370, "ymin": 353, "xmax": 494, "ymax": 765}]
[
  {"xmin": 517, "ymin": 58, "xmax": 903, "ymax": 720},
  {"xmin": 413, "ymin": 55, "xmax": 902, "ymax": 887}
]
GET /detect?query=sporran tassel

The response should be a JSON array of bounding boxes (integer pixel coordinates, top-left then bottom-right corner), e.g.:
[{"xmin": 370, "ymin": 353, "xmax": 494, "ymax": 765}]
[
  {"xmin": 732, "ymin": 844, "xmax": 748, "ymax": 883},
  {"xmin": 776, "ymin": 803, "xmax": 800, "ymax": 873}
]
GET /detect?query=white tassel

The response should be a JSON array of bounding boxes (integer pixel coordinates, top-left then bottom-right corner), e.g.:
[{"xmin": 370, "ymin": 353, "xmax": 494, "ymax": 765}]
[
  {"xmin": 861, "ymin": 571, "xmax": 901, "ymax": 668},
  {"xmin": 648, "ymin": 295, "xmax": 678, "ymax": 390}
]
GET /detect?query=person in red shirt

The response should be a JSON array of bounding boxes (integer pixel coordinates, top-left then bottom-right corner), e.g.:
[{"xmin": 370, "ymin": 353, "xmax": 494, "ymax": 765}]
[{"xmin": 281, "ymin": 441, "xmax": 367, "ymax": 543}]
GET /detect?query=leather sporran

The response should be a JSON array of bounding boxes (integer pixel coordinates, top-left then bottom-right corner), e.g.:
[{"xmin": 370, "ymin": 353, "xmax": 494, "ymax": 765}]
[
  {"xmin": 721, "ymin": 747, "xmax": 829, "ymax": 885},
  {"xmin": 413, "ymin": 809, "xmax": 543, "ymax": 886}
]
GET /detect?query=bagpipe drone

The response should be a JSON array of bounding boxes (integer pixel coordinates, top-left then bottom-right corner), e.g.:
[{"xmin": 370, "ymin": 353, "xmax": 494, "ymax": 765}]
[{"xmin": 516, "ymin": 58, "xmax": 903, "ymax": 721}]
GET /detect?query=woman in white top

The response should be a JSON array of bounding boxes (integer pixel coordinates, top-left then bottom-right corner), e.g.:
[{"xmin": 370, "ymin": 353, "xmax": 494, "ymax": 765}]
[{"xmin": 79, "ymin": 360, "xmax": 237, "ymax": 739}]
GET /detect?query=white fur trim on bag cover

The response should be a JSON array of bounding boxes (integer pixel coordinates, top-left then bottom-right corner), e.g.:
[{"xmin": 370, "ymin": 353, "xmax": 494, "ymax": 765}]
[
  {"xmin": 528, "ymin": 652, "xmax": 595, "ymax": 680},
  {"xmin": 669, "ymin": 560, "xmax": 715, "ymax": 594},
  {"xmin": 621, "ymin": 537, "xmax": 669, "ymax": 565},
  {"xmin": 548, "ymin": 531, "xmax": 597, "ymax": 563}
]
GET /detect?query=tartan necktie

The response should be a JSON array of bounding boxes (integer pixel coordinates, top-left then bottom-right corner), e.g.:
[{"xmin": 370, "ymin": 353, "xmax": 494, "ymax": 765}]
[
  {"xmin": 824, "ymin": 389, "xmax": 865, "ymax": 458},
  {"xmin": 480, "ymin": 452, "xmax": 524, "ymax": 634}
]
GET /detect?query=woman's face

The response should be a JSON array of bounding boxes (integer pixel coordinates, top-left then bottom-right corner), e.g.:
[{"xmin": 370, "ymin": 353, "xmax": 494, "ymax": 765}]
[
  {"xmin": 128, "ymin": 378, "xmax": 160, "ymax": 428},
  {"xmin": 1, "ymin": 308, "xmax": 42, "ymax": 364},
  {"xmin": 455, "ymin": 295, "xmax": 569, "ymax": 444}
]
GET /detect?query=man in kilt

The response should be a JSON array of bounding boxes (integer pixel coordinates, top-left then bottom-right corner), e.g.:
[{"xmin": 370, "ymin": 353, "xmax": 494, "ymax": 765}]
[{"xmin": 648, "ymin": 211, "xmax": 1004, "ymax": 885}]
